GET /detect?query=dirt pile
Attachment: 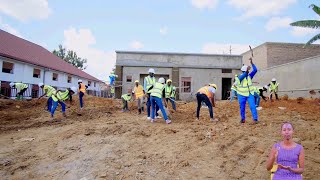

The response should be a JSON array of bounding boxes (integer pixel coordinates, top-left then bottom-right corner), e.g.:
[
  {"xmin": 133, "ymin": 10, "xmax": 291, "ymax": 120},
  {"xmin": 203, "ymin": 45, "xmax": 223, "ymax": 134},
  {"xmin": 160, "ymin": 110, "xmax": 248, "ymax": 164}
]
[{"xmin": 0, "ymin": 97, "xmax": 319, "ymax": 179}]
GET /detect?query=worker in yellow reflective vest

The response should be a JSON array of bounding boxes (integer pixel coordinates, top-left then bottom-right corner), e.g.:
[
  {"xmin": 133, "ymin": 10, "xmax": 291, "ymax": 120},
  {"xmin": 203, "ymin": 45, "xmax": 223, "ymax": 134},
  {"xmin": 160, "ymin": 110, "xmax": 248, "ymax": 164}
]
[
  {"xmin": 268, "ymin": 78, "xmax": 280, "ymax": 101},
  {"xmin": 230, "ymin": 75, "xmax": 239, "ymax": 103},
  {"xmin": 165, "ymin": 79, "xmax": 176, "ymax": 111},
  {"xmin": 121, "ymin": 91, "xmax": 134, "ymax": 112},
  {"xmin": 133, "ymin": 80, "xmax": 145, "ymax": 114},
  {"xmin": 149, "ymin": 77, "xmax": 171, "ymax": 124},
  {"xmin": 196, "ymin": 84, "xmax": 218, "ymax": 122},
  {"xmin": 78, "ymin": 79, "xmax": 88, "ymax": 110},
  {"xmin": 38, "ymin": 83, "xmax": 57, "ymax": 111},
  {"xmin": 144, "ymin": 68, "xmax": 160, "ymax": 120},
  {"xmin": 51, "ymin": 87, "xmax": 77, "ymax": 120},
  {"xmin": 236, "ymin": 58, "xmax": 258, "ymax": 124},
  {"xmin": 10, "ymin": 82, "xmax": 28, "ymax": 100}
]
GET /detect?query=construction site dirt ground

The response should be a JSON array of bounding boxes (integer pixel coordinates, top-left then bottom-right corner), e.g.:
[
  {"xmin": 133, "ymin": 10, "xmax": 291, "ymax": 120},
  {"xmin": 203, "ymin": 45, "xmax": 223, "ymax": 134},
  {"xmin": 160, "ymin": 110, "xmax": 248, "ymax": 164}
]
[{"xmin": 0, "ymin": 96, "xmax": 320, "ymax": 180}]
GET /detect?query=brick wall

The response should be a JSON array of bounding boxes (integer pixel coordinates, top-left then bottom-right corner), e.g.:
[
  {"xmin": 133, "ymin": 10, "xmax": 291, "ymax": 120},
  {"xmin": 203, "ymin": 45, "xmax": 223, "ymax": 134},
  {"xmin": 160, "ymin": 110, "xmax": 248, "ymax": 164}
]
[{"xmin": 266, "ymin": 43, "xmax": 320, "ymax": 68}]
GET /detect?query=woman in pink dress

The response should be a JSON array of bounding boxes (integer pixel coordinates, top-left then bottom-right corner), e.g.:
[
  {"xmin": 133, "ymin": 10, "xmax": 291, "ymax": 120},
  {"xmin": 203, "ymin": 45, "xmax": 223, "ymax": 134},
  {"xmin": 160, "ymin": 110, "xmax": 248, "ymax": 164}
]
[{"xmin": 266, "ymin": 122, "xmax": 305, "ymax": 179}]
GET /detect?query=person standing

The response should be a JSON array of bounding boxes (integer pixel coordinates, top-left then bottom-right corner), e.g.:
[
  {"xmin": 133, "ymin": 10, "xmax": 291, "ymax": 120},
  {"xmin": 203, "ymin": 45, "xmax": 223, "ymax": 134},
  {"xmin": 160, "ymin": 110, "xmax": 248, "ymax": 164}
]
[
  {"xmin": 78, "ymin": 79, "xmax": 88, "ymax": 111},
  {"xmin": 38, "ymin": 83, "xmax": 57, "ymax": 111},
  {"xmin": 266, "ymin": 122, "xmax": 304, "ymax": 180},
  {"xmin": 9, "ymin": 82, "xmax": 28, "ymax": 100},
  {"xmin": 268, "ymin": 78, "xmax": 280, "ymax": 101},
  {"xmin": 230, "ymin": 75, "xmax": 239, "ymax": 103},
  {"xmin": 143, "ymin": 68, "xmax": 160, "ymax": 120},
  {"xmin": 133, "ymin": 80, "xmax": 145, "ymax": 114},
  {"xmin": 165, "ymin": 79, "xmax": 176, "ymax": 111},
  {"xmin": 196, "ymin": 84, "xmax": 218, "ymax": 122},
  {"xmin": 236, "ymin": 58, "xmax": 258, "ymax": 124},
  {"xmin": 149, "ymin": 77, "xmax": 171, "ymax": 124}
]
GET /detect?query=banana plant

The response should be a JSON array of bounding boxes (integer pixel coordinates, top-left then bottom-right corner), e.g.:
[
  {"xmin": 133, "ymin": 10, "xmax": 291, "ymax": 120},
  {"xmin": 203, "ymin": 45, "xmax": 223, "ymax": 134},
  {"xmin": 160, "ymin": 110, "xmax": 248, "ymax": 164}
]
[{"xmin": 290, "ymin": 4, "xmax": 320, "ymax": 47}]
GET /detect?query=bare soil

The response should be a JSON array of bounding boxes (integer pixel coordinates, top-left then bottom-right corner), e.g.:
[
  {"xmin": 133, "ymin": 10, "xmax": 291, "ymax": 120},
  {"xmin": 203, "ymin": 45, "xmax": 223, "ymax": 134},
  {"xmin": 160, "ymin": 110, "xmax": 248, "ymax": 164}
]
[{"xmin": 0, "ymin": 96, "xmax": 319, "ymax": 179}]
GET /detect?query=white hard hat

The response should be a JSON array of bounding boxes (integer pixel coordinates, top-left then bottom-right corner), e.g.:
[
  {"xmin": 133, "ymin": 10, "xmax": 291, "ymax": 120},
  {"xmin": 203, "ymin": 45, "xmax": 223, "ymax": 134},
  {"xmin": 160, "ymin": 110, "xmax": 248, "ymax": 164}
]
[
  {"xmin": 158, "ymin": 77, "xmax": 165, "ymax": 84},
  {"xmin": 78, "ymin": 79, "xmax": 82, "ymax": 83},
  {"xmin": 148, "ymin": 68, "xmax": 155, "ymax": 74},
  {"xmin": 70, "ymin": 86, "xmax": 78, "ymax": 95},
  {"xmin": 38, "ymin": 83, "xmax": 44, "ymax": 87},
  {"xmin": 9, "ymin": 82, "xmax": 15, "ymax": 87},
  {"xmin": 272, "ymin": 78, "xmax": 276, "ymax": 81},
  {"xmin": 241, "ymin": 65, "xmax": 248, "ymax": 72},
  {"xmin": 173, "ymin": 86, "xmax": 176, "ymax": 90}
]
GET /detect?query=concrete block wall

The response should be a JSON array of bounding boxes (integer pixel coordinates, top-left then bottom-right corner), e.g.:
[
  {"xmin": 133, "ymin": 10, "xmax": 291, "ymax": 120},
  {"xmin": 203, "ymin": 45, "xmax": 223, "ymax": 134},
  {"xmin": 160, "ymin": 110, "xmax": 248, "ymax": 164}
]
[
  {"xmin": 117, "ymin": 52, "xmax": 242, "ymax": 69},
  {"xmin": 267, "ymin": 43, "xmax": 320, "ymax": 68},
  {"xmin": 242, "ymin": 44, "xmax": 268, "ymax": 69},
  {"xmin": 242, "ymin": 42, "xmax": 320, "ymax": 69},
  {"xmin": 179, "ymin": 68, "xmax": 240, "ymax": 100},
  {"xmin": 254, "ymin": 55, "xmax": 320, "ymax": 98}
]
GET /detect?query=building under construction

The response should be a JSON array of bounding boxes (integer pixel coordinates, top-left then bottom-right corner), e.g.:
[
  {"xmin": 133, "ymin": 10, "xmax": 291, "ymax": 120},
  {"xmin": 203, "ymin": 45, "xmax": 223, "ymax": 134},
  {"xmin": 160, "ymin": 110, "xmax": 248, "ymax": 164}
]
[
  {"xmin": 115, "ymin": 51, "xmax": 242, "ymax": 100},
  {"xmin": 242, "ymin": 42, "xmax": 320, "ymax": 98}
]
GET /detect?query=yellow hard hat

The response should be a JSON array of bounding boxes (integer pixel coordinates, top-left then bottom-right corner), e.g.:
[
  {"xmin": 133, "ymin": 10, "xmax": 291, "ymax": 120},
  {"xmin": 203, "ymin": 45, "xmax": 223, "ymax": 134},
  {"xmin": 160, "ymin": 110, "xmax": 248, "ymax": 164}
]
[
  {"xmin": 134, "ymin": 80, "xmax": 139, "ymax": 83},
  {"xmin": 166, "ymin": 79, "xmax": 172, "ymax": 83},
  {"xmin": 209, "ymin": 84, "xmax": 217, "ymax": 89}
]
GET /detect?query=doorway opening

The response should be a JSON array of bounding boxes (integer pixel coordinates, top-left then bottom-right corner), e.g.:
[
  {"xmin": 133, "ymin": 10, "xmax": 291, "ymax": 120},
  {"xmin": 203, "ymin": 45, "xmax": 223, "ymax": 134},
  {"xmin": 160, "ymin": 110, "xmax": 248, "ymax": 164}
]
[{"xmin": 222, "ymin": 78, "xmax": 232, "ymax": 100}]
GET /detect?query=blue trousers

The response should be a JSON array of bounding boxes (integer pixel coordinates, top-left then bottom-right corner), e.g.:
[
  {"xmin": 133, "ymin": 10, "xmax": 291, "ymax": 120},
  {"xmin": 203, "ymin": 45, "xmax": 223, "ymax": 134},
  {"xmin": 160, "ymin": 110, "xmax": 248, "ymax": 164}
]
[
  {"xmin": 51, "ymin": 100, "xmax": 66, "ymax": 117},
  {"xmin": 230, "ymin": 90, "xmax": 237, "ymax": 103},
  {"xmin": 254, "ymin": 92, "xmax": 261, "ymax": 107},
  {"xmin": 47, "ymin": 97, "xmax": 53, "ymax": 111},
  {"xmin": 166, "ymin": 98, "xmax": 176, "ymax": 111},
  {"xmin": 150, "ymin": 96, "xmax": 168, "ymax": 120},
  {"xmin": 238, "ymin": 94, "xmax": 258, "ymax": 121},
  {"xmin": 196, "ymin": 93, "xmax": 213, "ymax": 118},
  {"xmin": 79, "ymin": 92, "xmax": 84, "ymax": 108},
  {"xmin": 147, "ymin": 96, "xmax": 159, "ymax": 117}
]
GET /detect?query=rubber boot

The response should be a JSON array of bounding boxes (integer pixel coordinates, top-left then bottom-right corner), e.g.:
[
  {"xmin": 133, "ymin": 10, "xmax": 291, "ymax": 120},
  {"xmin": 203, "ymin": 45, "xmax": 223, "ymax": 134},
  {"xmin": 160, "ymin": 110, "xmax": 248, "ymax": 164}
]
[
  {"xmin": 138, "ymin": 108, "xmax": 141, "ymax": 114},
  {"xmin": 141, "ymin": 107, "xmax": 144, "ymax": 112}
]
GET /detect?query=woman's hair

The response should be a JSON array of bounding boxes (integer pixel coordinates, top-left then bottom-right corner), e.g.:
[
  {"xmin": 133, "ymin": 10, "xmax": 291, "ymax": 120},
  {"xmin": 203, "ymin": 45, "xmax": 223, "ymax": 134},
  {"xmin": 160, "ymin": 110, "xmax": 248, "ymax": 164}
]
[{"xmin": 281, "ymin": 122, "xmax": 294, "ymax": 130}]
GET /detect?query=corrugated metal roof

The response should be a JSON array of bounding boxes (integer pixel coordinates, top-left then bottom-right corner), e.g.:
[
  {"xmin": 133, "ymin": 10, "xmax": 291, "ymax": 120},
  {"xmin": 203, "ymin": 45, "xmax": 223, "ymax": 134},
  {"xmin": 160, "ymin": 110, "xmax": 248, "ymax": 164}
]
[{"xmin": 0, "ymin": 29, "xmax": 100, "ymax": 82}]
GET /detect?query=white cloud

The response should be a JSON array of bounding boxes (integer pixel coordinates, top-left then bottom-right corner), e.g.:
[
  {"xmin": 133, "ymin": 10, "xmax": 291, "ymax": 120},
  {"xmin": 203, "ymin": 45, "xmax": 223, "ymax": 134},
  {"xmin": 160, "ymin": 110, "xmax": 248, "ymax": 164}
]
[
  {"xmin": 291, "ymin": 27, "xmax": 320, "ymax": 37},
  {"xmin": 129, "ymin": 40, "xmax": 144, "ymax": 49},
  {"xmin": 191, "ymin": 0, "xmax": 219, "ymax": 9},
  {"xmin": 0, "ymin": 17, "xmax": 22, "ymax": 37},
  {"xmin": 63, "ymin": 28, "xmax": 116, "ymax": 80},
  {"xmin": 0, "ymin": 0, "xmax": 51, "ymax": 22},
  {"xmin": 228, "ymin": 0, "xmax": 296, "ymax": 19},
  {"xmin": 265, "ymin": 17, "xmax": 292, "ymax": 31},
  {"xmin": 202, "ymin": 43, "xmax": 251, "ymax": 55},
  {"xmin": 160, "ymin": 26, "xmax": 168, "ymax": 35}
]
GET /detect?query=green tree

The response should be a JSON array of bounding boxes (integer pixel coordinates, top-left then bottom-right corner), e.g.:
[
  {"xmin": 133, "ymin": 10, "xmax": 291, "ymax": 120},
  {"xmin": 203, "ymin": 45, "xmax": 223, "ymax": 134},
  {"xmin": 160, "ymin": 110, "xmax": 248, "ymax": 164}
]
[
  {"xmin": 290, "ymin": 4, "xmax": 320, "ymax": 47},
  {"xmin": 53, "ymin": 44, "xmax": 88, "ymax": 70}
]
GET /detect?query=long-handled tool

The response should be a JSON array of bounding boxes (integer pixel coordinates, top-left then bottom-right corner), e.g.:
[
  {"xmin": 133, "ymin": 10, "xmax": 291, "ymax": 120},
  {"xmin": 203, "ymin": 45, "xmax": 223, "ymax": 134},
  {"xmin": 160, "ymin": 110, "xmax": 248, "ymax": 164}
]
[{"xmin": 249, "ymin": 45, "xmax": 253, "ymax": 58}]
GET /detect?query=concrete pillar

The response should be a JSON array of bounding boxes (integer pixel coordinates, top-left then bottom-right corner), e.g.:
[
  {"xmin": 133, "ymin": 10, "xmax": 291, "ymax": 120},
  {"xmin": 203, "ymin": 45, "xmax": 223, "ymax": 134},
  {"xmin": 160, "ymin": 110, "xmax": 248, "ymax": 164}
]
[
  {"xmin": 115, "ymin": 65, "xmax": 123, "ymax": 99},
  {"xmin": 172, "ymin": 67, "xmax": 179, "ymax": 100}
]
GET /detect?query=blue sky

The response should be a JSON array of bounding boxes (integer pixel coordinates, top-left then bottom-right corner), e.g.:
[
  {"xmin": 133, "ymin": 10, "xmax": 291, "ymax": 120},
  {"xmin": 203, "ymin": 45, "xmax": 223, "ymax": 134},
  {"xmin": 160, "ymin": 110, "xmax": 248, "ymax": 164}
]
[{"xmin": 0, "ymin": 0, "xmax": 319, "ymax": 80}]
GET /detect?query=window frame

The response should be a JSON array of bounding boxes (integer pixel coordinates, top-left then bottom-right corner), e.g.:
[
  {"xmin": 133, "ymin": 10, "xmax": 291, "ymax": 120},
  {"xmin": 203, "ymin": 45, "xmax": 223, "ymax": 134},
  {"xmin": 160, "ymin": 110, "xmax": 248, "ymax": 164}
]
[
  {"xmin": 2, "ymin": 61, "xmax": 14, "ymax": 74},
  {"xmin": 181, "ymin": 77, "xmax": 191, "ymax": 93},
  {"xmin": 126, "ymin": 75, "xmax": 132, "ymax": 83},
  {"xmin": 67, "ymin": 76, "xmax": 72, "ymax": 83},
  {"xmin": 33, "ymin": 68, "xmax": 41, "ymax": 78},
  {"xmin": 52, "ymin": 73, "xmax": 58, "ymax": 81}
]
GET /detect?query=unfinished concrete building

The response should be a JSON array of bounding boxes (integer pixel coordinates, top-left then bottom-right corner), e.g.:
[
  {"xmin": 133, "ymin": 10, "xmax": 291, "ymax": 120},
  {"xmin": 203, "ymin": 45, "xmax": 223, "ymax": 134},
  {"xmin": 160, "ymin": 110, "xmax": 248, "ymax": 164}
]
[
  {"xmin": 115, "ymin": 51, "xmax": 242, "ymax": 101},
  {"xmin": 242, "ymin": 42, "xmax": 320, "ymax": 98}
]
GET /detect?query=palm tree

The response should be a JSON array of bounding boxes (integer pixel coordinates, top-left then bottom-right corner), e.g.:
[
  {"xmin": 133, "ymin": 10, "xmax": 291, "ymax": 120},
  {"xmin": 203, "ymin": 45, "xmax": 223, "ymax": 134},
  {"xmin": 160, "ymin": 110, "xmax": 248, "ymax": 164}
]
[{"xmin": 290, "ymin": 4, "xmax": 320, "ymax": 47}]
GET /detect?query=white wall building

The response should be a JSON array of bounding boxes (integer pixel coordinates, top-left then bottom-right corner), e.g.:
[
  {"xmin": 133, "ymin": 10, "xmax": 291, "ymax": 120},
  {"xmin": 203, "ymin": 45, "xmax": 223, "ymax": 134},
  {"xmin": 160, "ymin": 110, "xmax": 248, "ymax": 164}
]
[{"xmin": 0, "ymin": 29, "xmax": 102, "ymax": 98}]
